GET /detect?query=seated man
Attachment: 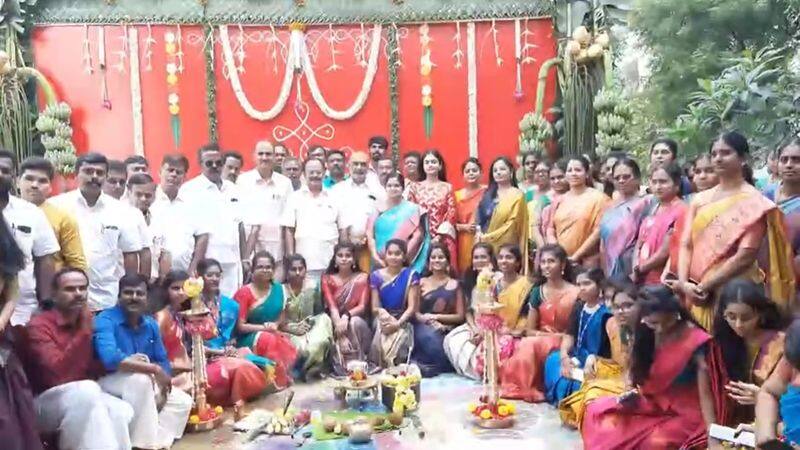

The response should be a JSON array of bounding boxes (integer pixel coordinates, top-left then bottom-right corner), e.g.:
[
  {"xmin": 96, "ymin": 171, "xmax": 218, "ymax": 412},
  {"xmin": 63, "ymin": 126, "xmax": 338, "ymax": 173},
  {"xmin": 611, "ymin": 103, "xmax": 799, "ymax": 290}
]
[
  {"xmin": 21, "ymin": 267, "xmax": 133, "ymax": 450},
  {"xmin": 94, "ymin": 273, "xmax": 192, "ymax": 450}
]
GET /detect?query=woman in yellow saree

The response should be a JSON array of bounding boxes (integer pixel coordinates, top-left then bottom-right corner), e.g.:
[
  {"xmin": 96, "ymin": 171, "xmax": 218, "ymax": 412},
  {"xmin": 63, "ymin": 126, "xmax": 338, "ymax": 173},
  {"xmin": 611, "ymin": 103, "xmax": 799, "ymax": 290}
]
[
  {"xmin": 476, "ymin": 157, "xmax": 529, "ymax": 267},
  {"xmin": 559, "ymin": 279, "xmax": 638, "ymax": 428},
  {"xmin": 455, "ymin": 158, "xmax": 487, "ymax": 273},
  {"xmin": 670, "ymin": 132, "xmax": 795, "ymax": 331},
  {"xmin": 545, "ymin": 157, "xmax": 610, "ymax": 266}
]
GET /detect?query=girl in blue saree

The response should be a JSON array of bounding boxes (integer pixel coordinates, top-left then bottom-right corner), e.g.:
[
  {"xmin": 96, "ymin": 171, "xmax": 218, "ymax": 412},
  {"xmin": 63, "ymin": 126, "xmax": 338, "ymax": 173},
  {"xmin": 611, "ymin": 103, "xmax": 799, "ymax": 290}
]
[
  {"xmin": 413, "ymin": 243, "xmax": 465, "ymax": 377},
  {"xmin": 233, "ymin": 251, "xmax": 298, "ymax": 388},
  {"xmin": 544, "ymin": 268, "xmax": 612, "ymax": 405},
  {"xmin": 369, "ymin": 239, "xmax": 421, "ymax": 368},
  {"xmin": 367, "ymin": 172, "xmax": 430, "ymax": 273}
]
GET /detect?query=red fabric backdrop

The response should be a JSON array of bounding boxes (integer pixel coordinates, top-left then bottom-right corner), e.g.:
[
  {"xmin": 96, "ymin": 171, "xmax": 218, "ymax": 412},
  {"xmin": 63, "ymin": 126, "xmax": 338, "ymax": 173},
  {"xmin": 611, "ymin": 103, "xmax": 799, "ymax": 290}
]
[{"xmin": 31, "ymin": 20, "xmax": 556, "ymax": 184}]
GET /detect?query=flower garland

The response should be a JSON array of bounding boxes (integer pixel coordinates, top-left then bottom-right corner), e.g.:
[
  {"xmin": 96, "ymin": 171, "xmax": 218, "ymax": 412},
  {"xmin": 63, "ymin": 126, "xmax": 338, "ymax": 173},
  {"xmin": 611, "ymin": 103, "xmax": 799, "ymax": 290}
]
[
  {"xmin": 128, "ymin": 27, "xmax": 144, "ymax": 156},
  {"xmin": 165, "ymin": 30, "xmax": 182, "ymax": 148},
  {"xmin": 419, "ymin": 24, "xmax": 433, "ymax": 139},
  {"xmin": 466, "ymin": 22, "xmax": 478, "ymax": 157},
  {"xmin": 387, "ymin": 23, "xmax": 401, "ymax": 163},
  {"xmin": 203, "ymin": 24, "xmax": 218, "ymax": 141}
]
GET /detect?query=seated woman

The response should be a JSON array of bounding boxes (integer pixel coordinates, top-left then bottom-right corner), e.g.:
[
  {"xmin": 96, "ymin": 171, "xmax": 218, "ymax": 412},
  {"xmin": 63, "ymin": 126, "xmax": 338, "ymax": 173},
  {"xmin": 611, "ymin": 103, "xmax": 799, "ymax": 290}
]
[
  {"xmin": 321, "ymin": 243, "xmax": 372, "ymax": 376},
  {"xmin": 443, "ymin": 243, "xmax": 497, "ymax": 379},
  {"xmin": 282, "ymin": 254, "xmax": 333, "ymax": 380},
  {"xmin": 633, "ymin": 162, "xmax": 686, "ymax": 286},
  {"xmin": 501, "ymin": 244, "xmax": 578, "ymax": 402},
  {"xmin": 369, "ymin": 239, "xmax": 420, "ymax": 368},
  {"xmin": 713, "ymin": 279, "xmax": 785, "ymax": 424},
  {"xmin": 755, "ymin": 319, "xmax": 800, "ymax": 448},
  {"xmin": 543, "ymin": 268, "xmax": 612, "ymax": 406},
  {"xmin": 195, "ymin": 260, "xmax": 269, "ymax": 405},
  {"xmin": 233, "ymin": 251, "xmax": 297, "ymax": 388},
  {"xmin": 413, "ymin": 243, "xmax": 465, "ymax": 377},
  {"xmin": 582, "ymin": 287, "xmax": 722, "ymax": 449},
  {"xmin": 154, "ymin": 271, "xmax": 194, "ymax": 393},
  {"xmin": 559, "ymin": 279, "xmax": 639, "ymax": 428},
  {"xmin": 477, "ymin": 244, "xmax": 532, "ymax": 386}
]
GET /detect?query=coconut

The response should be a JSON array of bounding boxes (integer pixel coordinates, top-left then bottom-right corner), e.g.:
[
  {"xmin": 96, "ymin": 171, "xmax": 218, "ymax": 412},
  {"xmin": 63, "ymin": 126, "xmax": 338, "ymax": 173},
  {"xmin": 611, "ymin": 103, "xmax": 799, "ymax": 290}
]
[
  {"xmin": 0, "ymin": 51, "xmax": 8, "ymax": 68},
  {"xmin": 587, "ymin": 44, "xmax": 604, "ymax": 59},
  {"xmin": 595, "ymin": 31, "xmax": 610, "ymax": 49},
  {"xmin": 388, "ymin": 411, "xmax": 403, "ymax": 426},
  {"xmin": 565, "ymin": 40, "xmax": 581, "ymax": 57},
  {"xmin": 0, "ymin": 62, "xmax": 11, "ymax": 76},
  {"xmin": 572, "ymin": 26, "xmax": 591, "ymax": 46},
  {"xmin": 371, "ymin": 416, "xmax": 385, "ymax": 428},
  {"xmin": 575, "ymin": 49, "xmax": 589, "ymax": 64}
]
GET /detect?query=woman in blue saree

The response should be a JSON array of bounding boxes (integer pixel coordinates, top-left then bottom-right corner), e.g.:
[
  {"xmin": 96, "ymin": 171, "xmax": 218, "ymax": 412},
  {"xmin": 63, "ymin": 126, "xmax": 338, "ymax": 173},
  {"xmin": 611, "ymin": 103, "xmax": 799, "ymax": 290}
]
[
  {"xmin": 413, "ymin": 243, "xmax": 465, "ymax": 376},
  {"xmin": 543, "ymin": 268, "xmax": 612, "ymax": 405},
  {"xmin": 367, "ymin": 172, "xmax": 429, "ymax": 273},
  {"xmin": 763, "ymin": 138, "xmax": 800, "ymax": 283},
  {"xmin": 598, "ymin": 157, "xmax": 650, "ymax": 278},
  {"xmin": 369, "ymin": 239, "xmax": 421, "ymax": 368},
  {"xmin": 233, "ymin": 251, "xmax": 298, "ymax": 388}
]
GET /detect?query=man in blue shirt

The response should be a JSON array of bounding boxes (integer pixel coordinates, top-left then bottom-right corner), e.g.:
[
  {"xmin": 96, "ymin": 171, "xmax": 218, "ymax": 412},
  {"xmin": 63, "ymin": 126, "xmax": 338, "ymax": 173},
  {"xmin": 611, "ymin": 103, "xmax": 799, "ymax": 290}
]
[{"xmin": 95, "ymin": 273, "xmax": 192, "ymax": 449}]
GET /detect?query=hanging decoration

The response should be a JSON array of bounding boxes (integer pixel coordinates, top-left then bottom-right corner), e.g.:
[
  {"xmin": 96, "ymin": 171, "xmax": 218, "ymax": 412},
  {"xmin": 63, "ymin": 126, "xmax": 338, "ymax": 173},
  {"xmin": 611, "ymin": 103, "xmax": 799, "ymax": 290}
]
[
  {"xmin": 113, "ymin": 25, "xmax": 129, "ymax": 73},
  {"xmin": 520, "ymin": 19, "xmax": 537, "ymax": 65},
  {"xmin": 467, "ymin": 22, "xmax": 478, "ymax": 157},
  {"xmin": 267, "ymin": 25, "xmax": 281, "ymax": 74},
  {"xmin": 452, "ymin": 22, "xmax": 463, "ymax": 69},
  {"xmin": 128, "ymin": 27, "xmax": 144, "ymax": 156},
  {"xmin": 165, "ymin": 30, "xmax": 182, "ymax": 148},
  {"xmin": 234, "ymin": 25, "xmax": 246, "ymax": 73},
  {"xmin": 490, "ymin": 19, "xmax": 503, "ymax": 67},
  {"xmin": 387, "ymin": 23, "xmax": 401, "ymax": 162},
  {"xmin": 419, "ymin": 23, "xmax": 434, "ymax": 139},
  {"xmin": 98, "ymin": 27, "xmax": 111, "ymax": 109},
  {"xmin": 513, "ymin": 20, "xmax": 523, "ymax": 100},
  {"xmin": 272, "ymin": 79, "xmax": 335, "ymax": 156},
  {"xmin": 204, "ymin": 24, "xmax": 218, "ymax": 142},
  {"xmin": 81, "ymin": 25, "xmax": 93, "ymax": 74},
  {"xmin": 326, "ymin": 24, "xmax": 341, "ymax": 72},
  {"xmin": 143, "ymin": 24, "xmax": 155, "ymax": 72},
  {"xmin": 355, "ymin": 23, "xmax": 369, "ymax": 67},
  {"xmin": 176, "ymin": 25, "xmax": 186, "ymax": 73}
]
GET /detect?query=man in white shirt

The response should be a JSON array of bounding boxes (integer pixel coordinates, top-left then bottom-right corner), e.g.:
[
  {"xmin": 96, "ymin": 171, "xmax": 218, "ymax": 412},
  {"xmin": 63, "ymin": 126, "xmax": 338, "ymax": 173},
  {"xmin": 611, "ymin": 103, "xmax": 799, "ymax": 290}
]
[
  {"xmin": 128, "ymin": 173, "xmax": 167, "ymax": 282},
  {"xmin": 366, "ymin": 135, "xmax": 388, "ymax": 187},
  {"xmin": 331, "ymin": 151, "xmax": 386, "ymax": 272},
  {"xmin": 179, "ymin": 144, "xmax": 247, "ymax": 296},
  {"xmin": 50, "ymin": 153, "xmax": 142, "ymax": 311},
  {"xmin": 123, "ymin": 155, "xmax": 149, "ymax": 178},
  {"xmin": 282, "ymin": 156, "xmax": 303, "ymax": 191},
  {"xmin": 237, "ymin": 140, "xmax": 292, "ymax": 280},
  {"xmin": 281, "ymin": 158, "xmax": 346, "ymax": 280},
  {"xmin": 103, "ymin": 159, "xmax": 151, "ymax": 274},
  {"xmin": 152, "ymin": 154, "xmax": 209, "ymax": 274},
  {"xmin": 0, "ymin": 150, "xmax": 58, "ymax": 325}
]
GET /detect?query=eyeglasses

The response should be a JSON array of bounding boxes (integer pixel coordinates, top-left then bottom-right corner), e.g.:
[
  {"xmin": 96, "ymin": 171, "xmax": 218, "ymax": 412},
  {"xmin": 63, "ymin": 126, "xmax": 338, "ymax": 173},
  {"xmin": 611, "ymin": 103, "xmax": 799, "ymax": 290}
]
[{"xmin": 204, "ymin": 160, "xmax": 224, "ymax": 168}]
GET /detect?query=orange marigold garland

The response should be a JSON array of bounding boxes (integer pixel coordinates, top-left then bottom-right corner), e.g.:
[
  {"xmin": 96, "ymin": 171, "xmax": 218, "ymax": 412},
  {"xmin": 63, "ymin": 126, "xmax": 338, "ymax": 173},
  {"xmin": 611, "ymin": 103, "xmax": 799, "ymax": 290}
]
[{"xmin": 165, "ymin": 31, "xmax": 181, "ymax": 148}]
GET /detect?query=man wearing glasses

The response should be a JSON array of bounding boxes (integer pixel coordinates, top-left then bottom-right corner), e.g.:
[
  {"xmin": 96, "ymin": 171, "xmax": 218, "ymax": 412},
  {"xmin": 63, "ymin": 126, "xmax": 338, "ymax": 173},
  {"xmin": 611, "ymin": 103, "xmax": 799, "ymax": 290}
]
[{"xmin": 179, "ymin": 144, "xmax": 247, "ymax": 296}]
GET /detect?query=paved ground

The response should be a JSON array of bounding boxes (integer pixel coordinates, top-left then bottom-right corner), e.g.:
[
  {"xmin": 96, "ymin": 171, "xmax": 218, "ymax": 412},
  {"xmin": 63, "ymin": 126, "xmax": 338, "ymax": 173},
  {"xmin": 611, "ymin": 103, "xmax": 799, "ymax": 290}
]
[{"xmin": 173, "ymin": 375, "xmax": 582, "ymax": 450}]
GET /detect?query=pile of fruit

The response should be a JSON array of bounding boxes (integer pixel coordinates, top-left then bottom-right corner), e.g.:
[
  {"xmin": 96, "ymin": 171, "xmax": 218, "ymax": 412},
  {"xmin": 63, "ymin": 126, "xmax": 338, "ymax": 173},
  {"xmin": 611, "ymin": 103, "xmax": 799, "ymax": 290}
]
[
  {"xmin": 594, "ymin": 86, "xmax": 634, "ymax": 155},
  {"xmin": 35, "ymin": 102, "xmax": 77, "ymax": 175},
  {"xmin": 518, "ymin": 112, "xmax": 553, "ymax": 154},
  {"xmin": 468, "ymin": 397, "xmax": 517, "ymax": 421},
  {"xmin": 188, "ymin": 405, "xmax": 223, "ymax": 425},
  {"xmin": 322, "ymin": 413, "xmax": 402, "ymax": 436},
  {"xmin": 564, "ymin": 26, "xmax": 610, "ymax": 65}
]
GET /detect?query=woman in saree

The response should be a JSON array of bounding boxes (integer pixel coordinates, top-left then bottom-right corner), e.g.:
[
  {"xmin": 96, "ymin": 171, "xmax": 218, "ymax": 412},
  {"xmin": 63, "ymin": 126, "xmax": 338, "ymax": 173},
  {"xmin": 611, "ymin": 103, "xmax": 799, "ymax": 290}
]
[
  {"xmin": 519, "ymin": 152, "xmax": 540, "ymax": 196},
  {"xmin": 543, "ymin": 268, "xmax": 612, "ymax": 406},
  {"xmin": 321, "ymin": 243, "xmax": 372, "ymax": 376},
  {"xmin": 763, "ymin": 138, "xmax": 800, "ymax": 285},
  {"xmin": 527, "ymin": 161, "xmax": 552, "ymax": 251},
  {"xmin": 688, "ymin": 153, "xmax": 719, "ymax": 202},
  {"xmin": 233, "ymin": 251, "xmax": 297, "ymax": 388},
  {"xmin": 598, "ymin": 157, "xmax": 650, "ymax": 279},
  {"xmin": 369, "ymin": 239, "xmax": 420, "ymax": 368},
  {"xmin": 669, "ymin": 132, "xmax": 795, "ymax": 331},
  {"xmin": 498, "ymin": 244, "xmax": 572, "ymax": 402},
  {"xmin": 407, "ymin": 149, "xmax": 457, "ymax": 267},
  {"xmin": 559, "ymin": 279, "xmax": 639, "ymax": 429},
  {"xmin": 713, "ymin": 279, "xmax": 785, "ymax": 424},
  {"xmin": 455, "ymin": 158, "xmax": 487, "ymax": 273},
  {"xmin": 282, "ymin": 254, "xmax": 333, "ymax": 380},
  {"xmin": 154, "ymin": 271, "xmax": 194, "ymax": 393},
  {"xmin": 582, "ymin": 287, "xmax": 722, "ymax": 450},
  {"xmin": 476, "ymin": 157, "xmax": 529, "ymax": 262},
  {"xmin": 413, "ymin": 243, "xmax": 465, "ymax": 377},
  {"xmin": 443, "ymin": 243, "xmax": 497, "ymax": 379},
  {"xmin": 755, "ymin": 320, "xmax": 800, "ymax": 448},
  {"xmin": 0, "ymin": 208, "xmax": 41, "ymax": 450},
  {"xmin": 195, "ymin": 261, "xmax": 269, "ymax": 405},
  {"xmin": 539, "ymin": 160, "xmax": 569, "ymax": 239},
  {"xmin": 633, "ymin": 163, "xmax": 687, "ymax": 286},
  {"xmin": 545, "ymin": 156, "xmax": 610, "ymax": 266},
  {"xmin": 367, "ymin": 172, "xmax": 428, "ymax": 273}
]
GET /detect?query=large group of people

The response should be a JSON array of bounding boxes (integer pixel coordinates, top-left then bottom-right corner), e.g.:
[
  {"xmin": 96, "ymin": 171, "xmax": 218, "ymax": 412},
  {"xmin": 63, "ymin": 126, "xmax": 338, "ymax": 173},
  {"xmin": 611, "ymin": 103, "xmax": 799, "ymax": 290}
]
[{"xmin": 1, "ymin": 131, "xmax": 800, "ymax": 449}]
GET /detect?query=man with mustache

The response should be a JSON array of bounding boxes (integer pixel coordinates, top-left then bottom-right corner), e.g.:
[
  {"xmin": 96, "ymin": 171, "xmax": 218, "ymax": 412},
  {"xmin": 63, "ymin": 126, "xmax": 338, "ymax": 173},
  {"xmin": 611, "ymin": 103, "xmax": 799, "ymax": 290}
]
[
  {"xmin": 274, "ymin": 143, "xmax": 289, "ymax": 173},
  {"xmin": 366, "ymin": 136, "xmax": 387, "ymax": 187},
  {"xmin": 281, "ymin": 158, "xmax": 347, "ymax": 280},
  {"xmin": 152, "ymin": 154, "xmax": 209, "ymax": 274},
  {"xmin": 128, "ymin": 173, "xmax": 169, "ymax": 283},
  {"xmin": 50, "ymin": 152, "xmax": 143, "ymax": 312},
  {"xmin": 21, "ymin": 268, "xmax": 134, "ymax": 449},
  {"xmin": 94, "ymin": 274, "xmax": 192, "ymax": 449},
  {"xmin": 322, "ymin": 149, "xmax": 347, "ymax": 190},
  {"xmin": 18, "ymin": 156, "xmax": 87, "ymax": 271},
  {"xmin": 282, "ymin": 156, "xmax": 303, "ymax": 191},
  {"xmin": 179, "ymin": 143, "xmax": 247, "ymax": 295},
  {"xmin": 0, "ymin": 149, "xmax": 59, "ymax": 325}
]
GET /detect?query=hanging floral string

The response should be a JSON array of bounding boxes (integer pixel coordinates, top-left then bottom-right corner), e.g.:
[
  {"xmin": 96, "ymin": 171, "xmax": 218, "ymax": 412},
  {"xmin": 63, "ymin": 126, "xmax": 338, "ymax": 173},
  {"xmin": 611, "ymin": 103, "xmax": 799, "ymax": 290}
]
[
  {"xmin": 203, "ymin": 24, "xmax": 218, "ymax": 141},
  {"xmin": 419, "ymin": 23, "xmax": 434, "ymax": 139},
  {"xmin": 326, "ymin": 24, "xmax": 341, "ymax": 72},
  {"xmin": 387, "ymin": 23, "xmax": 400, "ymax": 162},
  {"xmin": 98, "ymin": 27, "xmax": 111, "ymax": 110},
  {"xmin": 81, "ymin": 25, "xmax": 93, "ymax": 74},
  {"xmin": 452, "ymin": 22, "xmax": 463, "ymax": 69},
  {"xmin": 113, "ymin": 24, "xmax": 128, "ymax": 73},
  {"xmin": 143, "ymin": 24, "xmax": 155, "ymax": 72},
  {"xmin": 490, "ymin": 19, "xmax": 502, "ymax": 67},
  {"xmin": 165, "ymin": 30, "xmax": 182, "ymax": 148}
]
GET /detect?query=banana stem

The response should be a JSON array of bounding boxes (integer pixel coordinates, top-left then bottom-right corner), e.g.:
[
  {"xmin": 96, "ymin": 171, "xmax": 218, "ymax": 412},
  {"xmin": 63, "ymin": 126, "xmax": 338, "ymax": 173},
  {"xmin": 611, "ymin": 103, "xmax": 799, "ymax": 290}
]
[
  {"xmin": 18, "ymin": 67, "xmax": 58, "ymax": 106},
  {"xmin": 535, "ymin": 57, "xmax": 562, "ymax": 114}
]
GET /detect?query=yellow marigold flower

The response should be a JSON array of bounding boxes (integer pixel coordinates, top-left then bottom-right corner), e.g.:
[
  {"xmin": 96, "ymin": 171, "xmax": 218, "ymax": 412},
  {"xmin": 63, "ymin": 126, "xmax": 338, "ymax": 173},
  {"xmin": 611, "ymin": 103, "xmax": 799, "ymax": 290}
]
[
  {"xmin": 422, "ymin": 95, "xmax": 432, "ymax": 107},
  {"xmin": 169, "ymin": 104, "xmax": 180, "ymax": 115},
  {"xmin": 479, "ymin": 409, "xmax": 492, "ymax": 420},
  {"xmin": 167, "ymin": 74, "xmax": 178, "ymax": 85}
]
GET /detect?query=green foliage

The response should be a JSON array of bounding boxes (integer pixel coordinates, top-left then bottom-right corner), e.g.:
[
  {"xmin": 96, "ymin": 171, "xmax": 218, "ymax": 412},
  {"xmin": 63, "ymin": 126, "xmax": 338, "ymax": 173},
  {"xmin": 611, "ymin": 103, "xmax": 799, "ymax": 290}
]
[
  {"xmin": 554, "ymin": 0, "xmax": 634, "ymax": 33},
  {"xmin": 667, "ymin": 46, "xmax": 800, "ymax": 159},
  {"xmin": 632, "ymin": 0, "xmax": 797, "ymax": 124}
]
